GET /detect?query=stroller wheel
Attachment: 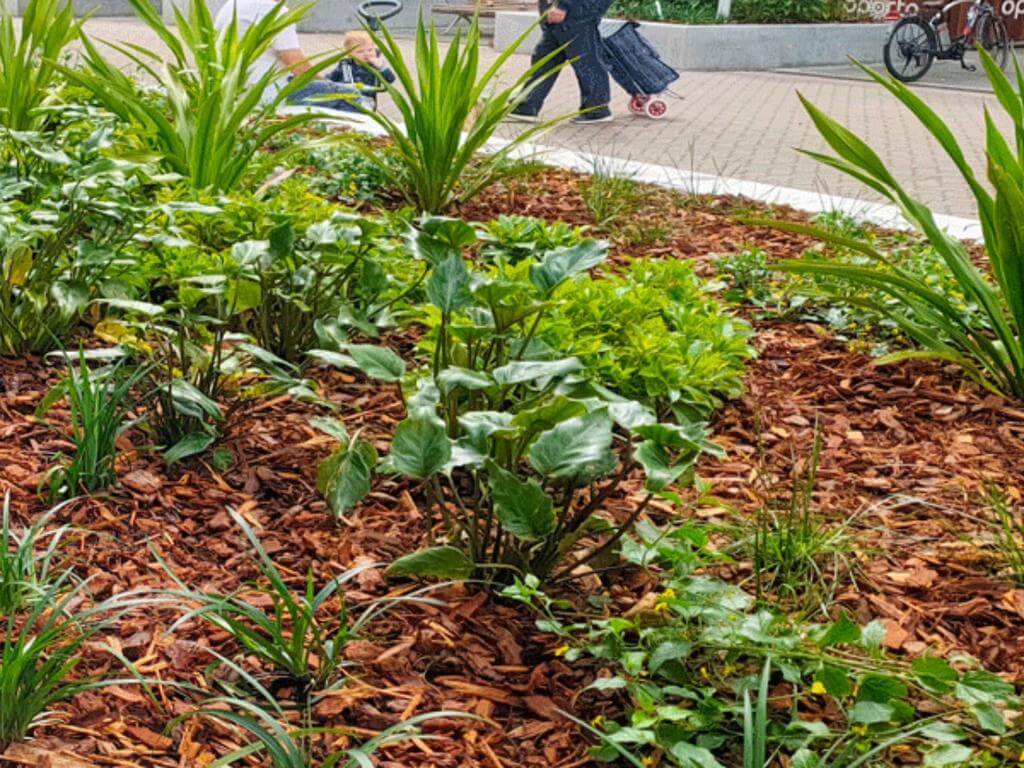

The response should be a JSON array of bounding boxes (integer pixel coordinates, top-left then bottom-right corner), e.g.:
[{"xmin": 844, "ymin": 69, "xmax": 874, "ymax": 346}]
[
  {"xmin": 629, "ymin": 94, "xmax": 648, "ymax": 115},
  {"xmin": 645, "ymin": 98, "xmax": 668, "ymax": 119}
]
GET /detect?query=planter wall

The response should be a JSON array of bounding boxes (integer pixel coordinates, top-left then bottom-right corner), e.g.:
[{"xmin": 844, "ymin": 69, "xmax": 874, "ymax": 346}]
[{"xmin": 494, "ymin": 12, "xmax": 889, "ymax": 69}]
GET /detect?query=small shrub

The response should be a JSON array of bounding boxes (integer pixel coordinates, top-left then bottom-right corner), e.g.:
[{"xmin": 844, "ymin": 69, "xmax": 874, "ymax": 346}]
[
  {"xmin": 581, "ymin": 160, "xmax": 644, "ymax": 228},
  {"xmin": 323, "ymin": 220, "xmax": 721, "ymax": 586},
  {"xmin": 37, "ymin": 352, "xmax": 145, "ymax": 499},
  {"xmin": 0, "ymin": 494, "xmax": 69, "ymax": 615},
  {"xmin": 0, "ymin": 576, "xmax": 104, "ymax": 751},
  {"xmin": 542, "ymin": 258, "xmax": 755, "ymax": 421},
  {"xmin": 479, "ymin": 215, "xmax": 587, "ymax": 265},
  {"xmin": 355, "ymin": 16, "xmax": 566, "ymax": 213}
]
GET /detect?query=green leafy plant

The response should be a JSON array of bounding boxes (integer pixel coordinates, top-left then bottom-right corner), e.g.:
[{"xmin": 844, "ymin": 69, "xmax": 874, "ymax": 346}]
[
  {"xmin": 353, "ymin": 15, "xmax": 565, "ymax": 213},
  {"xmin": 0, "ymin": 126, "xmax": 158, "ymax": 355},
  {"xmin": 0, "ymin": 494, "xmax": 69, "ymax": 615},
  {"xmin": 230, "ymin": 213, "xmax": 412, "ymax": 361},
  {"xmin": 524, "ymin": 571, "xmax": 1017, "ymax": 767},
  {"xmin": 0, "ymin": 0, "xmax": 79, "ymax": 132},
  {"xmin": 323, "ymin": 220, "xmax": 721, "ymax": 585},
  {"xmin": 171, "ymin": 687, "xmax": 465, "ymax": 768},
  {"xmin": 747, "ymin": 423, "xmax": 853, "ymax": 610},
  {"xmin": 298, "ymin": 138, "xmax": 406, "ymax": 207},
  {"xmin": 988, "ymin": 488, "xmax": 1024, "ymax": 586},
  {"xmin": 479, "ymin": 214, "xmax": 586, "ymax": 265},
  {"xmin": 96, "ymin": 285, "xmax": 310, "ymax": 462},
  {"xmin": 0, "ymin": 574, "xmax": 112, "ymax": 750},
  {"xmin": 312, "ymin": 417, "xmax": 379, "ymax": 522},
  {"xmin": 541, "ymin": 258, "xmax": 754, "ymax": 421},
  {"xmin": 62, "ymin": 0, "xmax": 334, "ymax": 192},
  {"xmin": 580, "ymin": 158, "xmax": 644, "ymax": 229},
  {"xmin": 164, "ymin": 509, "xmax": 428, "ymax": 699},
  {"xmin": 37, "ymin": 351, "xmax": 146, "ymax": 499},
  {"xmin": 766, "ymin": 52, "xmax": 1024, "ymax": 399}
]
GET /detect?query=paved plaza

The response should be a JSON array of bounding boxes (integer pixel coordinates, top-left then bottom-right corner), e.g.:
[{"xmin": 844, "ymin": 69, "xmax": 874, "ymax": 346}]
[{"xmin": 82, "ymin": 17, "xmax": 1002, "ymax": 219}]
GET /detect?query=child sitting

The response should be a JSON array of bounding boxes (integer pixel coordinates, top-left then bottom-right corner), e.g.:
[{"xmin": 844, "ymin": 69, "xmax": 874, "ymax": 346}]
[{"xmin": 326, "ymin": 31, "xmax": 395, "ymax": 113}]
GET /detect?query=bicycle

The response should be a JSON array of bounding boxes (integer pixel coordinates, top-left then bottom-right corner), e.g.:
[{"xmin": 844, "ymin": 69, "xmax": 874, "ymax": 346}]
[{"xmin": 882, "ymin": 0, "xmax": 1010, "ymax": 82}]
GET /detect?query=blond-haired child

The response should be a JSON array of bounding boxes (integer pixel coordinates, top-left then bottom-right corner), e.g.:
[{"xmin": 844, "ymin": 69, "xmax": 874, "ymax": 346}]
[{"xmin": 326, "ymin": 31, "xmax": 395, "ymax": 113}]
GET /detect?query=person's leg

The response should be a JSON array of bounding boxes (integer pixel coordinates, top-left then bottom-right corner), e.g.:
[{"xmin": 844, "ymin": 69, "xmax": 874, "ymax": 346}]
[
  {"xmin": 513, "ymin": 25, "xmax": 566, "ymax": 117},
  {"xmin": 288, "ymin": 79, "xmax": 361, "ymax": 112},
  {"xmin": 563, "ymin": 20, "xmax": 611, "ymax": 118}
]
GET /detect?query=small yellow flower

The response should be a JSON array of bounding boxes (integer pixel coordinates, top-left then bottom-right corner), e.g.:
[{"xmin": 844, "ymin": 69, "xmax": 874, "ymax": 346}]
[
  {"xmin": 642, "ymin": 757, "xmax": 655, "ymax": 767},
  {"xmin": 653, "ymin": 602, "xmax": 670, "ymax": 614},
  {"xmin": 553, "ymin": 644, "xmax": 570, "ymax": 657},
  {"xmin": 851, "ymin": 725, "xmax": 868, "ymax": 736},
  {"xmin": 699, "ymin": 666, "xmax": 710, "ymax": 680},
  {"xmin": 810, "ymin": 681, "xmax": 827, "ymax": 696},
  {"xmin": 1018, "ymin": 750, "xmax": 1024, "ymax": 762},
  {"xmin": 591, "ymin": 715, "xmax": 604, "ymax": 727},
  {"xmin": 661, "ymin": 588, "xmax": 676, "ymax": 601}
]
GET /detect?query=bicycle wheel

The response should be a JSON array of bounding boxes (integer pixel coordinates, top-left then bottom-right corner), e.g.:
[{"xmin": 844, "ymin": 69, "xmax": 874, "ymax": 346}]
[
  {"xmin": 976, "ymin": 13, "xmax": 1010, "ymax": 70},
  {"xmin": 883, "ymin": 17, "xmax": 936, "ymax": 82}
]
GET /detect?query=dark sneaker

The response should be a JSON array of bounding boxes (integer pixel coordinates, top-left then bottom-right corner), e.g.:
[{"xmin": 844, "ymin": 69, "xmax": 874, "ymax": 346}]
[
  {"xmin": 505, "ymin": 111, "xmax": 540, "ymax": 123},
  {"xmin": 571, "ymin": 111, "xmax": 613, "ymax": 124}
]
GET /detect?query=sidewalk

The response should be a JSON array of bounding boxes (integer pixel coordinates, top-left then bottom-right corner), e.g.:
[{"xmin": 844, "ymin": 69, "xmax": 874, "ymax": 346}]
[{"xmin": 81, "ymin": 17, "xmax": 998, "ymax": 220}]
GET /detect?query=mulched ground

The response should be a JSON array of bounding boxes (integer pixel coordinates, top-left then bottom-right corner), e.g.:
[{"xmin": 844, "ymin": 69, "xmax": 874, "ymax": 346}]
[{"xmin": 3, "ymin": 168, "xmax": 1023, "ymax": 767}]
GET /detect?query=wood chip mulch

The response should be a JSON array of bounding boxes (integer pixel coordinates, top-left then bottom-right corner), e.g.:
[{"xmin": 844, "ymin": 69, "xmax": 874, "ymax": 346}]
[{"xmin": 2, "ymin": 170, "xmax": 1023, "ymax": 765}]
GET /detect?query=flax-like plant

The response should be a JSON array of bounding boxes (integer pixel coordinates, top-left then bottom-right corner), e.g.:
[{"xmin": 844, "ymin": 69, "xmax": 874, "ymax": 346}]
[
  {"xmin": 0, "ymin": 0, "xmax": 79, "ymax": 131},
  {"xmin": 0, "ymin": 575, "xmax": 104, "ymax": 750},
  {"xmin": 763, "ymin": 50, "xmax": 1024, "ymax": 398},
  {"xmin": 37, "ymin": 352, "xmax": 147, "ymax": 499},
  {"xmin": 355, "ymin": 15, "xmax": 565, "ymax": 213},
  {"xmin": 164, "ymin": 508, "xmax": 438, "ymax": 698},
  {"xmin": 61, "ymin": 0, "xmax": 336, "ymax": 192},
  {"xmin": 0, "ymin": 494, "xmax": 69, "ymax": 615}
]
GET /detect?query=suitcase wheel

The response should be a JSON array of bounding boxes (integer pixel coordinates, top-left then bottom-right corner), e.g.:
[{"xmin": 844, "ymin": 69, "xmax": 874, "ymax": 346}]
[
  {"xmin": 629, "ymin": 94, "xmax": 649, "ymax": 115},
  {"xmin": 645, "ymin": 98, "xmax": 668, "ymax": 119}
]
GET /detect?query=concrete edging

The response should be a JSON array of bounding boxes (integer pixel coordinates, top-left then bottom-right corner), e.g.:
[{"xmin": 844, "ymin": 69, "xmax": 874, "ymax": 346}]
[{"xmin": 494, "ymin": 12, "xmax": 889, "ymax": 70}]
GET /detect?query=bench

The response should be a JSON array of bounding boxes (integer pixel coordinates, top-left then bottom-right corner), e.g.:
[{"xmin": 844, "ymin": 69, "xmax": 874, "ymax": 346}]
[{"xmin": 433, "ymin": 0, "xmax": 535, "ymax": 32}]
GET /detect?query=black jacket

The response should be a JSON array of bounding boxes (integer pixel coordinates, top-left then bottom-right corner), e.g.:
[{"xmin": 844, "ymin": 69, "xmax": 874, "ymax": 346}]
[
  {"xmin": 539, "ymin": 0, "xmax": 612, "ymax": 23},
  {"xmin": 326, "ymin": 59, "xmax": 396, "ymax": 111}
]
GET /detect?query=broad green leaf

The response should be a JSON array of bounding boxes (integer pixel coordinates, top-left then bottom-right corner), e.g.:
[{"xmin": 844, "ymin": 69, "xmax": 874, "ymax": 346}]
[
  {"xmin": 922, "ymin": 744, "xmax": 972, "ymax": 768},
  {"xmin": 635, "ymin": 440, "xmax": 694, "ymax": 492},
  {"xmin": 970, "ymin": 702, "xmax": 1006, "ymax": 734},
  {"xmin": 165, "ymin": 432, "xmax": 216, "ymax": 464},
  {"xmin": 426, "ymin": 252, "xmax": 472, "ymax": 313},
  {"xmin": 309, "ymin": 416, "xmax": 349, "ymax": 445},
  {"xmin": 668, "ymin": 741, "xmax": 726, "ymax": 768},
  {"xmin": 4, "ymin": 244, "xmax": 32, "ymax": 286},
  {"xmin": 954, "ymin": 670, "xmax": 1014, "ymax": 706},
  {"xmin": 849, "ymin": 701, "xmax": 893, "ymax": 724},
  {"xmin": 819, "ymin": 613, "xmax": 861, "ymax": 647},
  {"xmin": 388, "ymin": 417, "xmax": 451, "ymax": 479},
  {"xmin": 529, "ymin": 408, "xmax": 615, "ymax": 481},
  {"xmin": 387, "ymin": 545, "xmax": 474, "ymax": 580},
  {"xmin": 492, "ymin": 358, "xmax": 582, "ymax": 386},
  {"xmin": 485, "ymin": 459, "xmax": 555, "ymax": 540},
  {"xmin": 510, "ymin": 396, "xmax": 586, "ymax": 435},
  {"xmin": 320, "ymin": 439, "xmax": 377, "ymax": 518},
  {"xmin": 437, "ymin": 367, "xmax": 494, "ymax": 394},
  {"xmin": 911, "ymin": 655, "xmax": 957, "ymax": 694},
  {"xmin": 347, "ymin": 344, "xmax": 406, "ymax": 382},
  {"xmin": 529, "ymin": 240, "xmax": 608, "ymax": 294}
]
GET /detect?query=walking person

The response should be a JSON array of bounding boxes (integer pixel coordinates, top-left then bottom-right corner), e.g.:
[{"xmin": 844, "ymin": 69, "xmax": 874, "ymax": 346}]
[{"xmin": 508, "ymin": 0, "xmax": 614, "ymax": 123}]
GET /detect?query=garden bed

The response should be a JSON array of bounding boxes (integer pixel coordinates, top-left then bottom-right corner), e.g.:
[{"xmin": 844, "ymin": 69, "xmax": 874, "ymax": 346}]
[{"xmin": 4, "ymin": 165, "xmax": 1024, "ymax": 766}]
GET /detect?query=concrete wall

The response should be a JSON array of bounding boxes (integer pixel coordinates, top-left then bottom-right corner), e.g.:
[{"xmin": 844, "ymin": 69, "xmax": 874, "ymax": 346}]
[
  {"xmin": 13, "ymin": 0, "xmax": 158, "ymax": 11},
  {"xmin": 494, "ymin": 12, "xmax": 888, "ymax": 69},
  {"xmin": 162, "ymin": 0, "xmax": 429, "ymax": 30}
]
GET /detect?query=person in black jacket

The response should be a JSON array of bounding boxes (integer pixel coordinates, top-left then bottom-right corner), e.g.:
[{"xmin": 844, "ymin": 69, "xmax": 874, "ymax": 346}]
[
  {"xmin": 325, "ymin": 31, "xmax": 396, "ymax": 113},
  {"xmin": 508, "ymin": 0, "xmax": 613, "ymax": 123}
]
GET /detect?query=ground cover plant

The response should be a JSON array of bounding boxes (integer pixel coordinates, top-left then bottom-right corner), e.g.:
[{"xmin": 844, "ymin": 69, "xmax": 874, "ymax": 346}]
[{"xmin": 1, "ymin": 5, "xmax": 1023, "ymax": 768}]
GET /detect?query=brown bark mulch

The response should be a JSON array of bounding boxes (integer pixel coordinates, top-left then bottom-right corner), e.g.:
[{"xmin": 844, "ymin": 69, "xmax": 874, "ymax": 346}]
[{"xmin": 3, "ymin": 169, "xmax": 1023, "ymax": 766}]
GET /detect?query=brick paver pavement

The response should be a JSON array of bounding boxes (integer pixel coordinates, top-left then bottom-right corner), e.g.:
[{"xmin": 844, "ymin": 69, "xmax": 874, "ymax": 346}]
[{"xmin": 80, "ymin": 17, "xmax": 999, "ymax": 218}]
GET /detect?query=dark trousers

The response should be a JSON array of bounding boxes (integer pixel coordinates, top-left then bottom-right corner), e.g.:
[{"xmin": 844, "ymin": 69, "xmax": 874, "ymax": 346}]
[{"xmin": 518, "ymin": 20, "xmax": 611, "ymax": 117}]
